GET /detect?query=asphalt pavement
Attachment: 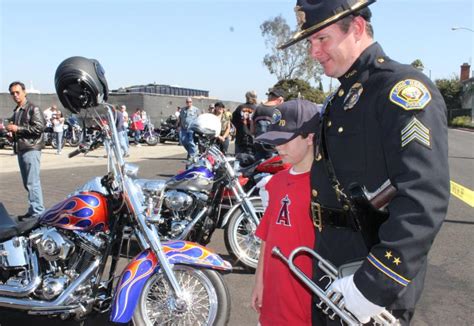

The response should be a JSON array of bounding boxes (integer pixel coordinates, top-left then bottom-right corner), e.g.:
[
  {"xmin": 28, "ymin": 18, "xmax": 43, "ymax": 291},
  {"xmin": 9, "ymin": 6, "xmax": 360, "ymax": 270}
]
[{"xmin": 0, "ymin": 129, "xmax": 472, "ymax": 326}]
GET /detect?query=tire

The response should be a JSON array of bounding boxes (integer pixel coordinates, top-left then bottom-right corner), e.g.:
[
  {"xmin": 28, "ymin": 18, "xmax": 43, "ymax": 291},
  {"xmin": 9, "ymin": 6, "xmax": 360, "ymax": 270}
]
[
  {"xmin": 224, "ymin": 198, "xmax": 264, "ymax": 271},
  {"xmin": 67, "ymin": 131, "xmax": 83, "ymax": 147},
  {"xmin": 51, "ymin": 136, "xmax": 65, "ymax": 149},
  {"xmin": 133, "ymin": 265, "xmax": 230, "ymax": 326},
  {"xmin": 145, "ymin": 134, "xmax": 159, "ymax": 146}
]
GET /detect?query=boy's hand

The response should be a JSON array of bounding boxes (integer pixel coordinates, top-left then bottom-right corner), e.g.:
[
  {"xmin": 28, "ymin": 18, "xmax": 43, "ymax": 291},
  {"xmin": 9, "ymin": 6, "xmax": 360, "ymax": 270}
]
[{"xmin": 251, "ymin": 280, "xmax": 263, "ymax": 313}]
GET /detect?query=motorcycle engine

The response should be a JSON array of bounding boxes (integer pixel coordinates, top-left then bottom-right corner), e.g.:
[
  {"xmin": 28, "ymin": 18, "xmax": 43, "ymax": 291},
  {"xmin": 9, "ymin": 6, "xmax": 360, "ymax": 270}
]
[
  {"xmin": 164, "ymin": 190, "xmax": 193, "ymax": 211},
  {"xmin": 30, "ymin": 227, "xmax": 75, "ymax": 261}
]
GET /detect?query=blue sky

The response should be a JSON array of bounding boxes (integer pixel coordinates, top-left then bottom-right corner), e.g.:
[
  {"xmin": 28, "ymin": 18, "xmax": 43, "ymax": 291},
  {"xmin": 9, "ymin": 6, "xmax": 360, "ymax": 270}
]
[{"xmin": 0, "ymin": 0, "xmax": 472, "ymax": 102}]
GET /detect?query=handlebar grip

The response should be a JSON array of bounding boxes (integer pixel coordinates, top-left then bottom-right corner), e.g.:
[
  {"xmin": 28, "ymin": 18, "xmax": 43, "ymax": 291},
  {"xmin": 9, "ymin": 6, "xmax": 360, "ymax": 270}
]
[
  {"xmin": 68, "ymin": 143, "xmax": 89, "ymax": 158},
  {"xmin": 68, "ymin": 147, "xmax": 83, "ymax": 158}
]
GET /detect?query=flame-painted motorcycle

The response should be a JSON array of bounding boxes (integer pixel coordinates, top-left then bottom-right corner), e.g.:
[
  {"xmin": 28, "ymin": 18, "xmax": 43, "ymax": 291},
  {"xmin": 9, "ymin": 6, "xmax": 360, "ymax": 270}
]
[{"xmin": 0, "ymin": 56, "xmax": 231, "ymax": 325}]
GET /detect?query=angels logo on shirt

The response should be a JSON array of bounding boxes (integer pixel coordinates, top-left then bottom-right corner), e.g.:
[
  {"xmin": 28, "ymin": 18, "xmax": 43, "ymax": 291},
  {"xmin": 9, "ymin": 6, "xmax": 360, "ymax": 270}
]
[{"xmin": 276, "ymin": 195, "xmax": 291, "ymax": 227}]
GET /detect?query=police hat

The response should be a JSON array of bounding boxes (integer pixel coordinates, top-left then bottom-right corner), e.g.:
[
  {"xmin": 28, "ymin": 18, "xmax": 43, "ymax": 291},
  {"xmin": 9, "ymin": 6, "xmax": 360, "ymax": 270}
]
[{"xmin": 279, "ymin": 0, "xmax": 376, "ymax": 49}]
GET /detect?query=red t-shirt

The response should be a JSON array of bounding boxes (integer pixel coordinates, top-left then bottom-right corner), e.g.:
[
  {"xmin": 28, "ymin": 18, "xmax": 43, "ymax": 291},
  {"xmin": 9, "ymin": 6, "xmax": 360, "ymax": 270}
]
[{"xmin": 255, "ymin": 169, "xmax": 315, "ymax": 326}]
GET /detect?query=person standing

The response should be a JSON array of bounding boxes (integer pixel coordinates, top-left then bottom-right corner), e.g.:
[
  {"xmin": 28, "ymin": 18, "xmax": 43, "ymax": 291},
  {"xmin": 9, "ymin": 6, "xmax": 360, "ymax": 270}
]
[
  {"xmin": 251, "ymin": 99, "xmax": 321, "ymax": 326},
  {"xmin": 232, "ymin": 90, "xmax": 258, "ymax": 155},
  {"xmin": 115, "ymin": 105, "xmax": 129, "ymax": 157},
  {"xmin": 6, "ymin": 81, "xmax": 46, "ymax": 220},
  {"xmin": 252, "ymin": 88, "xmax": 285, "ymax": 160},
  {"xmin": 213, "ymin": 102, "xmax": 231, "ymax": 154},
  {"xmin": 178, "ymin": 97, "xmax": 200, "ymax": 159},
  {"xmin": 279, "ymin": 1, "xmax": 450, "ymax": 325},
  {"xmin": 51, "ymin": 106, "xmax": 65, "ymax": 155},
  {"xmin": 130, "ymin": 108, "xmax": 144, "ymax": 146},
  {"xmin": 120, "ymin": 105, "xmax": 130, "ymax": 150}
]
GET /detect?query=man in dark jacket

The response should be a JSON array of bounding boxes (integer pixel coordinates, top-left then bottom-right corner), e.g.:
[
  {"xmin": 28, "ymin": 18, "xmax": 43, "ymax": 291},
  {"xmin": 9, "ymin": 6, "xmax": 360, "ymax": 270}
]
[
  {"xmin": 232, "ymin": 90, "xmax": 258, "ymax": 155},
  {"xmin": 279, "ymin": 1, "xmax": 449, "ymax": 325},
  {"xmin": 6, "ymin": 81, "xmax": 46, "ymax": 220}
]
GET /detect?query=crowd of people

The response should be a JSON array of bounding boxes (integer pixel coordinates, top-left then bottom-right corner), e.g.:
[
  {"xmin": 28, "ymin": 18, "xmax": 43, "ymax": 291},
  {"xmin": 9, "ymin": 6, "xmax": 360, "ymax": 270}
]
[{"xmin": 1, "ymin": 1, "xmax": 451, "ymax": 325}]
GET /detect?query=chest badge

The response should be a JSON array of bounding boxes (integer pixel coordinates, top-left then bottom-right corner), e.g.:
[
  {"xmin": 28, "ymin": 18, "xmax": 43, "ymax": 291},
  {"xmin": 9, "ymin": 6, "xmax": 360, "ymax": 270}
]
[{"xmin": 343, "ymin": 82, "xmax": 363, "ymax": 111}]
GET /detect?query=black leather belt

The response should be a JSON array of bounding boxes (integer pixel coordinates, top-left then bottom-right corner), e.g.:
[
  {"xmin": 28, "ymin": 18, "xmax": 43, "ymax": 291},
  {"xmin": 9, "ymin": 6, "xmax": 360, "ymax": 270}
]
[{"xmin": 310, "ymin": 201, "xmax": 357, "ymax": 231}]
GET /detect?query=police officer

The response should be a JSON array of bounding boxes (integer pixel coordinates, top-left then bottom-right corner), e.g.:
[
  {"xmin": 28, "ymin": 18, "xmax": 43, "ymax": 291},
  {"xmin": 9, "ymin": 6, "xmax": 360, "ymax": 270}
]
[{"xmin": 279, "ymin": 1, "xmax": 449, "ymax": 325}]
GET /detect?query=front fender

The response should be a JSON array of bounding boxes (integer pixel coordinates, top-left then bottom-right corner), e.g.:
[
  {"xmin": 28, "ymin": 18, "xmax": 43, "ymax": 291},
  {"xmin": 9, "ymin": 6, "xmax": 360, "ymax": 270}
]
[
  {"xmin": 110, "ymin": 240, "xmax": 231, "ymax": 323},
  {"xmin": 220, "ymin": 196, "xmax": 262, "ymax": 228}
]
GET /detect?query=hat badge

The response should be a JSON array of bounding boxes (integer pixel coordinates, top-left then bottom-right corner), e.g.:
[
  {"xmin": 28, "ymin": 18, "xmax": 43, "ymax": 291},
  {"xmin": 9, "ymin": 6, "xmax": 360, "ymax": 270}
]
[{"xmin": 294, "ymin": 5, "xmax": 306, "ymax": 30}]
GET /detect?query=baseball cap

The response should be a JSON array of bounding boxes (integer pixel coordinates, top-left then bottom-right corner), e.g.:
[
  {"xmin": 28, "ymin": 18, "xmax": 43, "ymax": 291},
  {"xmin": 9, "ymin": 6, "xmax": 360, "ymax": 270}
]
[
  {"xmin": 279, "ymin": 0, "xmax": 375, "ymax": 49},
  {"xmin": 256, "ymin": 99, "xmax": 321, "ymax": 146},
  {"xmin": 266, "ymin": 87, "xmax": 286, "ymax": 99}
]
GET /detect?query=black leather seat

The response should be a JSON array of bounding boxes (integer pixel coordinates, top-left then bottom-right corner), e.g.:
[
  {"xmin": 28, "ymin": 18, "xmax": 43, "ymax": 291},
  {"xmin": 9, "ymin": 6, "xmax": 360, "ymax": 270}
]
[{"xmin": 0, "ymin": 203, "xmax": 39, "ymax": 242}]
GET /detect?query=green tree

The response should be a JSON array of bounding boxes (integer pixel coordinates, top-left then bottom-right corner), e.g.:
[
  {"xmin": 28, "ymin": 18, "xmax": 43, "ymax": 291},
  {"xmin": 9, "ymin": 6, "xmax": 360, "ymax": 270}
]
[
  {"xmin": 411, "ymin": 59, "xmax": 424, "ymax": 72},
  {"xmin": 273, "ymin": 78, "xmax": 326, "ymax": 104},
  {"xmin": 435, "ymin": 76, "xmax": 462, "ymax": 110},
  {"xmin": 260, "ymin": 16, "xmax": 323, "ymax": 83}
]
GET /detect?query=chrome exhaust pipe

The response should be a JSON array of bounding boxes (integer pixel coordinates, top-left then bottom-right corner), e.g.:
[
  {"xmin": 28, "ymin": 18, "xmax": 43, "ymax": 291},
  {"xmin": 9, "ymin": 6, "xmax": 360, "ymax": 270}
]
[
  {"xmin": 0, "ymin": 251, "xmax": 41, "ymax": 297},
  {"xmin": 0, "ymin": 259, "xmax": 100, "ymax": 311}
]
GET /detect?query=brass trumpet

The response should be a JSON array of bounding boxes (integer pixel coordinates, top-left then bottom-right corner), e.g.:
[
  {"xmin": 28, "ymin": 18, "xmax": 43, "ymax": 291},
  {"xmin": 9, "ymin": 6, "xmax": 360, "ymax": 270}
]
[{"xmin": 272, "ymin": 246, "xmax": 400, "ymax": 326}]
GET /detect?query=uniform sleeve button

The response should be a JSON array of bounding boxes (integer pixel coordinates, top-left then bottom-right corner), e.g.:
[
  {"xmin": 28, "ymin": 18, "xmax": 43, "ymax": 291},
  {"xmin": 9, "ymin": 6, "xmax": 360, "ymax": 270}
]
[
  {"xmin": 312, "ymin": 189, "xmax": 318, "ymax": 197},
  {"xmin": 338, "ymin": 127, "xmax": 344, "ymax": 133},
  {"xmin": 327, "ymin": 121, "xmax": 332, "ymax": 127}
]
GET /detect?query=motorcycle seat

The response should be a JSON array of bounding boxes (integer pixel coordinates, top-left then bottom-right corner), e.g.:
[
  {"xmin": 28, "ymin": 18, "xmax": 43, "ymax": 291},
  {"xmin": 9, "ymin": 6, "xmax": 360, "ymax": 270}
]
[{"xmin": 0, "ymin": 203, "xmax": 39, "ymax": 242}]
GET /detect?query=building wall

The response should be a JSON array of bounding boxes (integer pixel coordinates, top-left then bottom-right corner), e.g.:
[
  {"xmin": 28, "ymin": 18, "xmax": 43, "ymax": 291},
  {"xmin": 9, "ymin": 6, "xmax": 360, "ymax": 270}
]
[{"xmin": 0, "ymin": 93, "xmax": 241, "ymax": 126}]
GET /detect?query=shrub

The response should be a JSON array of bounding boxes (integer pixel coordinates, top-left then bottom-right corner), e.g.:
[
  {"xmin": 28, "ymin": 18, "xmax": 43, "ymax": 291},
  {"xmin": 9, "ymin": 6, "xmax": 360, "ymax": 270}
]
[{"xmin": 450, "ymin": 115, "xmax": 474, "ymax": 129}]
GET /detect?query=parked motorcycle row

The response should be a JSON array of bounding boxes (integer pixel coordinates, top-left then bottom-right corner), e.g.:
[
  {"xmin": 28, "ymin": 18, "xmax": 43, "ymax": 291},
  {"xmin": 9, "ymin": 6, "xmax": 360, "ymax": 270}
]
[{"xmin": 0, "ymin": 56, "xmax": 290, "ymax": 325}]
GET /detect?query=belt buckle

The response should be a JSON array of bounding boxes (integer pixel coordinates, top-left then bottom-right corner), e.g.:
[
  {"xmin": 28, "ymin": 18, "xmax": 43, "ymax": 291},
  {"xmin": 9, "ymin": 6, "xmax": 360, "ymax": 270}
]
[{"xmin": 311, "ymin": 202, "xmax": 323, "ymax": 231}]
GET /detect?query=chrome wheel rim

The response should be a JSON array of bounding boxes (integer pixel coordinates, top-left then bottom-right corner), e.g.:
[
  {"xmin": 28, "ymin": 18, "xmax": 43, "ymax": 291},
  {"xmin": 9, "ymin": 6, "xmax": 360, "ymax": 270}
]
[{"xmin": 140, "ymin": 266, "xmax": 218, "ymax": 326}]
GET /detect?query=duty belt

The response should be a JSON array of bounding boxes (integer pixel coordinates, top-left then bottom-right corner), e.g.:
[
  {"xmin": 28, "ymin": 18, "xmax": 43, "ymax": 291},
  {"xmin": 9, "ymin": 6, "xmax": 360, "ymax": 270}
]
[{"xmin": 310, "ymin": 201, "xmax": 358, "ymax": 232}]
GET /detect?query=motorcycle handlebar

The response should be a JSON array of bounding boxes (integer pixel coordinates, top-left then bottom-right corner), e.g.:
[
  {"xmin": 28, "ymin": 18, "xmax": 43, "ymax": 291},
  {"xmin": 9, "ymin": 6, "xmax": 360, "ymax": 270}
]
[{"xmin": 68, "ymin": 143, "xmax": 89, "ymax": 158}]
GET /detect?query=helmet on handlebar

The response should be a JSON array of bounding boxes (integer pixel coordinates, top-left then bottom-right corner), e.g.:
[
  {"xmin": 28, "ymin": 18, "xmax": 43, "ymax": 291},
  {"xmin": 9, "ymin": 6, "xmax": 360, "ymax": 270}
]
[
  {"xmin": 190, "ymin": 113, "xmax": 221, "ymax": 138},
  {"xmin": 55, "ymin": 56, "xmax": 109, "ymax": 114}
]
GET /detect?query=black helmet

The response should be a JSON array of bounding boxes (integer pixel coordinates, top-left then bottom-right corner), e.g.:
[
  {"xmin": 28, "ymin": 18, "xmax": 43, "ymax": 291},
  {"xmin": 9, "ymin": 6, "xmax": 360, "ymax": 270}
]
[{"xmin": 54, "ymin": 56, "xmax": 109, "ymax": 113}]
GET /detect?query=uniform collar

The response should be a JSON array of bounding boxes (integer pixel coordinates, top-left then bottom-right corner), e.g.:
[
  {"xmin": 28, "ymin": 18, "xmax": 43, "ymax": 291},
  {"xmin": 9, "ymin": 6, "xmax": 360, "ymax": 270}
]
[{"xmin": 338, "ymin": 42, "xmax": 386, "ymax": 88}]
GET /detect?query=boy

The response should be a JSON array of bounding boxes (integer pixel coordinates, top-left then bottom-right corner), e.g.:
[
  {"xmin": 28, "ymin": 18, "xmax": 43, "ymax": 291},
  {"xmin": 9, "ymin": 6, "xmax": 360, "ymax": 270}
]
[{"xmin": 251, "ymin": 99, "xmax": 321, "ymax": 325}]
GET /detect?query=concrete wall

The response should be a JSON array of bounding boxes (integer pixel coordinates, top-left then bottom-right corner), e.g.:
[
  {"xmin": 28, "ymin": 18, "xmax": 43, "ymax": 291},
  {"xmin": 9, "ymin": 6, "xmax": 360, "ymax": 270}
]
[{"xmin": 0, "ymin": 93, "xmax": 241, "ymax": 126}]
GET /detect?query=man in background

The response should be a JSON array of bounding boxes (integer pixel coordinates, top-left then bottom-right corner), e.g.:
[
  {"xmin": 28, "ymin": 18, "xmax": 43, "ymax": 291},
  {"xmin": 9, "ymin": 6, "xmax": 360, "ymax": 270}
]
[
  {"xmin": 6, "ymin": 81, "xmax": 46, "ymax": 220},
  {"xmin": 232, "ymin": 90, "xmax": 258, "ymax": 155},
  {"xmin": 178, "ymin": 97, "xmax": 200, "ymax": 160}
]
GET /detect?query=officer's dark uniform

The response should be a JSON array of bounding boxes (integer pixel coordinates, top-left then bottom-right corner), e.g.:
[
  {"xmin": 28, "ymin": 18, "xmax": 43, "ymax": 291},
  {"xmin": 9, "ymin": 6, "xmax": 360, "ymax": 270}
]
[
  {"xmin": 279, "ymin": 1, "xmax": 450, "ymax": 324},
  {"xmin": 310, "ymin": 42, "xmax": 450, "ymax": 324}
]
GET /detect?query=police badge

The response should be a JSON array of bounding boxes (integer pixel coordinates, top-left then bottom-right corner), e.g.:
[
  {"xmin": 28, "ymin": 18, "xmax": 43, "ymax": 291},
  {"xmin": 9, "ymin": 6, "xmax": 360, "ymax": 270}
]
[{"xmin": 344, "ymin": 82, "xmax": 364, "ymax": 111}]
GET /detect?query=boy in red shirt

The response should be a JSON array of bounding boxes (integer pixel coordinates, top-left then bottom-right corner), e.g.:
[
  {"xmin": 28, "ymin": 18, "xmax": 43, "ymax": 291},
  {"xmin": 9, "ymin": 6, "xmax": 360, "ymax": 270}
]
[{"xmin": 251, "ymin": 99, "xmax": 321, "ymax": 326}]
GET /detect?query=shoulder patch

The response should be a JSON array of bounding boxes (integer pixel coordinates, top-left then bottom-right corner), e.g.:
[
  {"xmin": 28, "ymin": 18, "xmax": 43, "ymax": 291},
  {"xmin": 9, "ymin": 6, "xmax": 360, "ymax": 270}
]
[
  {"xmin": 401, "ymin": 117, "xmax": 431, "ymax": 149},
  {"xmin": 389, "ymin": 79, "xmax": 431, "ymax": 111}
]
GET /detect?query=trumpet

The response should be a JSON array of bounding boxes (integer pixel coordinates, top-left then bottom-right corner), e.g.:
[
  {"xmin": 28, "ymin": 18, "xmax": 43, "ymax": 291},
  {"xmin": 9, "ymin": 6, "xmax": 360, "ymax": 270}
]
[{"xmin": 272, "ymin": 246, "xmax": 400, "ymax": 326}]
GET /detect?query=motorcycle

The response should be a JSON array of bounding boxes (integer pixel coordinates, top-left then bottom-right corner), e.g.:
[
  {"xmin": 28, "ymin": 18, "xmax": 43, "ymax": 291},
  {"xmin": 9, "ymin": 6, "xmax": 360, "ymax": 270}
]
[
  {"xmin": 0, "ymin": 118, "xmax": 13, "ymax": 149},
  {"xmin": 128, "ymin": 120, "xmax": 159, "ymax": 146},
  {"xmin": 134, "ymin": 117, "xmax": 266, "ymax": 271},
  {"xmin": 158, "ymin": 115, "xmax": 179, "ymax": 144},
  {"xmin": 0, "ymin": 56, "xmax": 232, "ymax": 325},
  {"xmin": 63, "ymin": 115, "xmax": 83, "ymax": 147}
]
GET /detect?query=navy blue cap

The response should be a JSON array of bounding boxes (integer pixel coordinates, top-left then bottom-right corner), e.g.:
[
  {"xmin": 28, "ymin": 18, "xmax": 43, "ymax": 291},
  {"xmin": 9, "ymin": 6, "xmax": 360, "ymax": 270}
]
[
  {"xmin": 279, "ymin": 0, "xmax": 375, "ymax": 49},
  {"xmin": 256, "ymin": 99, "xmax": 321, "ymax": 146}
]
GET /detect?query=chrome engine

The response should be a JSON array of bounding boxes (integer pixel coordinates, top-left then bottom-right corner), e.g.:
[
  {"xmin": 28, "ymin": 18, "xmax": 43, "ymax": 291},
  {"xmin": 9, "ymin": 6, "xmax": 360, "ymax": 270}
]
[{"xmin": 0, "ymin": 226, "xmax": 108, "ymax": 318}]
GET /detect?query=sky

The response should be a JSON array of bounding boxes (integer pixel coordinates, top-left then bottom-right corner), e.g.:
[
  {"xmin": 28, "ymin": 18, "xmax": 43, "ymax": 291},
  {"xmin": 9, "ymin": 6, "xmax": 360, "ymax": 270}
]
[{"xmin": 0, "ymin": 0, "xmax": 473, "ymax": 102}]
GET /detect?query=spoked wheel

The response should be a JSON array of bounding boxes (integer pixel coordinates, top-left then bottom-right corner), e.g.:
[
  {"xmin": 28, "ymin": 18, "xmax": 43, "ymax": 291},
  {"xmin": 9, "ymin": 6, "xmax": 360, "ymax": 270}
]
[
  {"xmin": 224, "ymin": 198, "xmax": 264, "ymax": 271},
  {"xmin": 133, "ymin": 265, "xmax": 230, "ymax": 326},
  {"xmin": 145, "ymin": 134, "xmax": 159, "ymax": 146}
]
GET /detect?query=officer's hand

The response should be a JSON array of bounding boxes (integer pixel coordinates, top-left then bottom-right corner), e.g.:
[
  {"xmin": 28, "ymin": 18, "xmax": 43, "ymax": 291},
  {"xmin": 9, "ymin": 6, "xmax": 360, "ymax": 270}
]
[{"xmin": 328, "ymin": 275, "xmax": 385, "ymax": 324}]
